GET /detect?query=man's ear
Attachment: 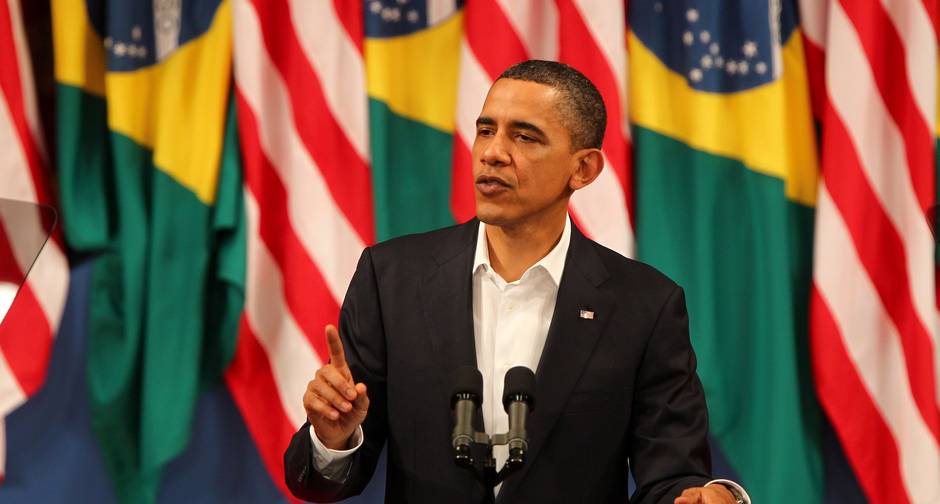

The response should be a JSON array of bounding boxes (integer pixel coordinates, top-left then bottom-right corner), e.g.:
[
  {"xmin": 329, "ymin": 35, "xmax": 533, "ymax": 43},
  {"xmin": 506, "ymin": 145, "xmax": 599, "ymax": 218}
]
[{"xmin": 569, "ymin": 149, "xmax": 604, "ymax": 191}]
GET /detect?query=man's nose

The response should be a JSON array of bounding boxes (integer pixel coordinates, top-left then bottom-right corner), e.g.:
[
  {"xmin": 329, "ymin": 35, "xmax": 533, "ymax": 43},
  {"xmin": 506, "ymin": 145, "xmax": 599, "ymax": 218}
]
[{"xmin": 481, "ymin": 133, "xmax": 511, "ymax": 166}]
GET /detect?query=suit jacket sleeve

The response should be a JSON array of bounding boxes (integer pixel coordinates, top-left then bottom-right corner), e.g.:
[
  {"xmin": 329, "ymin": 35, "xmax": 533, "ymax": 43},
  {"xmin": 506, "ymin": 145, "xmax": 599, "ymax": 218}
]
[
  {"xmin": 284, "ymin": 248, "xmax": 389, "ymax": 502},
  {"xmin": 629, "ymin": 286, "xmax": 712, "ymax": 503}
]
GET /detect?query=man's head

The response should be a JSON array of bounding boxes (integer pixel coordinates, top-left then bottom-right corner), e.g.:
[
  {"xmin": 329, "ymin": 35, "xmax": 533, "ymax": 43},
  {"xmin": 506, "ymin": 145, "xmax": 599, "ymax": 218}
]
[
  {"xmin": 472, "ymin": 60, "xmax": 607, "ymax": 228},
  {"xmin": 498, "ymin": 60, "xmax": 607, "ymax": 151}
]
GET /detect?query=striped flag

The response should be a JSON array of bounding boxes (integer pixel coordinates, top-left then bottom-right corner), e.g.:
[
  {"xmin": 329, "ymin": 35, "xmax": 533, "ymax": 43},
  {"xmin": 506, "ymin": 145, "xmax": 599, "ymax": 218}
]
[
  {"xmin": 803, "ymin": 0, "xmax": 940, "ymax": 502},
  {"xmin": 0, "ymin": 0, "xmax": 69, "ymax": 480},
  {"xmin": 226, "ymin": 0, "xmax": 371, "ymax": 496},
  {"xmin": 452, "ymin": 0, "xmax": 634, "ymax": 256}
]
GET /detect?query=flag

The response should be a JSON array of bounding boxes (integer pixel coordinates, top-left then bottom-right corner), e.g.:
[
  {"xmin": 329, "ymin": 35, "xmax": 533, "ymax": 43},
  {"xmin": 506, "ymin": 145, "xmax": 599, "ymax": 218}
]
[
  {"xmin": 802, "ymin": 0, "xmax": 940, "ymax": 501},
  {"xmin": 453, "ymin": 0, "xmax": 633, "ymax": 256},
  {"xmin": 365, "ymin": 0, "xmax": 462, "ymax": 240},
  {"xmin": 0, "ymin": 0, "xmax": 68, "ymax": 480},
  {"xmin": 226, "ymin": 0, "xmax": 371, "ymax": 496},
  {"xmin": 629, "ymin": 0, "xmax": 823, "ymax": 502},
  {"xmin": 51, "ymin": 0, "xmax": 244, "ymax": 502}
]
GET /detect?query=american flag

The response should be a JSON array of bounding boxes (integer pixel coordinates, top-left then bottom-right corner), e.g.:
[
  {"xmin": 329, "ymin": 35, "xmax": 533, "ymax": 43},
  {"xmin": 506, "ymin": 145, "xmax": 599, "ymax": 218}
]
[
  {"xmin": 0, "ymin": 0, "xmax": 68, "ymax": 480},
  {"xmin": 226, "ymin": 0, "xmax": 370, "ymax": 496},
  {"xmin": 225, "ymin": 0, "xmax": 634, "ymax": 497},
  {"xmin": 803, "ymin": 0, "xmax": 940, "ymax": 501}
]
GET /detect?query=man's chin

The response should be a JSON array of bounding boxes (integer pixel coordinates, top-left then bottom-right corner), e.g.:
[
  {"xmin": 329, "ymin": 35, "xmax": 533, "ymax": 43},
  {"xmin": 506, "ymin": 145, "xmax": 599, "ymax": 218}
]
[
  {"xmin": 476, "ymin": 213, "xmax": 510, "ymax": 228},
  {"xmin": 474, "ymin": 204, "xmax": 510, "ymax": 226}
]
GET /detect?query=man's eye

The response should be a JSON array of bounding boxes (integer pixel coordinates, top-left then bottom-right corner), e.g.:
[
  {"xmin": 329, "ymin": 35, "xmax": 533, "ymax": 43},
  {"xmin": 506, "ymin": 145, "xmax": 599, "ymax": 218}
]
[
  {"xmin": 517, "ymin": 134, "xmax": 536, "ymax": 143},
  {"xmin": 477, "ymin": 128, "xmax": 494, "ymax": 137}
]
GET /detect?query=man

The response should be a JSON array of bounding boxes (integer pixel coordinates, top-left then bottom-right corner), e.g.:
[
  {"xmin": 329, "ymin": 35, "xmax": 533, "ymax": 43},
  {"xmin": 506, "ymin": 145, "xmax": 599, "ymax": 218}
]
[{"xmin": 285, "ymin": 61, "xmax": 750, "ymax": 504}]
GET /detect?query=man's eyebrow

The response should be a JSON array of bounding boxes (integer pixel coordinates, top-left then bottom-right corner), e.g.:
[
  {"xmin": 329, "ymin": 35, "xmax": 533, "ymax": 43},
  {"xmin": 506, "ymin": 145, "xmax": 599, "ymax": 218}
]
[
  {"xmin": 509, "ymin": 120, "xmax": 547, "ymax": 138},
  {"xmin": 474, "ymin": 117, "xmax": 548, "ymax": 139}
]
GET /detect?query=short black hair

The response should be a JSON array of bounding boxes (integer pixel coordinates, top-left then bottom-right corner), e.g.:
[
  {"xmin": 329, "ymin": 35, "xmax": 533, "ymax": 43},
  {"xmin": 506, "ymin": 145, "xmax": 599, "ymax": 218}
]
[{"xmin": 497, "ymin": 60, "xmax": 607, "ymax": 150}]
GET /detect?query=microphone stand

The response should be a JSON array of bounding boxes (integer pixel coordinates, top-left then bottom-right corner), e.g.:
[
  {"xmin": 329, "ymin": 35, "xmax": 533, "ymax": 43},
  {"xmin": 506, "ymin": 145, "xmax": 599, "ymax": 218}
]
[
  {"xmin": 458, "ymin": 431, "xmax": 526, "ymax": 504},
  {"xmin": 452, "ymin": 367, "xmax": 534, "ymax": 504}
]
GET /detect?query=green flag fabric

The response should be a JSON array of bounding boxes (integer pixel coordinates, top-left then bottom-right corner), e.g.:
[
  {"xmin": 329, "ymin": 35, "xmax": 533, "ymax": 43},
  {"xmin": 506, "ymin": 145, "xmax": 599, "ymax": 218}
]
[
  {"xmin": 630, "ymin": 2, "xmax": 823, "ymax": 502},
  {"xmin": 364, "ymin": 3, "xmax": 463, "ymax": 241},
  {"xmin": 51, "ymin": 0, "xmax": 244, "ymax": 502}
]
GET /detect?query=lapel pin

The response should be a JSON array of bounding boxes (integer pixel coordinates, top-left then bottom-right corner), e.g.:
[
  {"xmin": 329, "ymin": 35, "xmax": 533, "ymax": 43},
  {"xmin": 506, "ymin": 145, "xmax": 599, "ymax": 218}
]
[{"xmin": 579, "ymin": 309, "xmax": 594, "ymax": 320}]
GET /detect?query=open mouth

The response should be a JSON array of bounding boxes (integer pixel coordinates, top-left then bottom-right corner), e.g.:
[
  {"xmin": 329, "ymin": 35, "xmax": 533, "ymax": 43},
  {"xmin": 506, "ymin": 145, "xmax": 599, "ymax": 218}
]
[{"xmin": 475, "ymin": 175, "xmax": 510, "ymax": 196}]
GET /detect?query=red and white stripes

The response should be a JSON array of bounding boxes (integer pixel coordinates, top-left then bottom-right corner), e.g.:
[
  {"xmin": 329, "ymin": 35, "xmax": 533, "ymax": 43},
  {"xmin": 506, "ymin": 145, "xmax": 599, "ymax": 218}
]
[
  {"xmin": 804, "ymin": 0, "xmax": 940, "ymax": 501},
  {"xmin": 227, "ymin": 0, "xmax": 370, "ymax": 494},
  {"xmin": 452, "ymin": 0, "xmax": 634, "ymax": 257},
  {"xmin": 0, "ymin": 0, "xmax": 68, "ymax": 479}
]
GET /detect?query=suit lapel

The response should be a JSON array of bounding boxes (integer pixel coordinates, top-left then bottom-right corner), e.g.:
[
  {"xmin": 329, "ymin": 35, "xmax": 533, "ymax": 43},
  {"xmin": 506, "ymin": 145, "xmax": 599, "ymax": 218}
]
[
  {"xmin": 497, "ymin": 224, "xmax": 611, "ymax": 501},
  {"xmin": 419, "ymin": 220, "xmax": 481, "ymax": 427}
]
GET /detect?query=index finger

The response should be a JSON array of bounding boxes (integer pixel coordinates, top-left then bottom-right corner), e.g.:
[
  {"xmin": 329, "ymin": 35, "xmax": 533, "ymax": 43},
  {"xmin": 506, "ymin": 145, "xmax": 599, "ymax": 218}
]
[{"xmin": 325, "ymin": 324, "xmax": 348, "ymax": 371}]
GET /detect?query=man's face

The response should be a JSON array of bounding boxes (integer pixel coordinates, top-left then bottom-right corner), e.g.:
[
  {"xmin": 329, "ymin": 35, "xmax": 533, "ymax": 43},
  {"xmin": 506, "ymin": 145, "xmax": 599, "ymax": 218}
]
[{"xmin": 471, "ymin": 78, "xmax": 581, "ymax": 227}]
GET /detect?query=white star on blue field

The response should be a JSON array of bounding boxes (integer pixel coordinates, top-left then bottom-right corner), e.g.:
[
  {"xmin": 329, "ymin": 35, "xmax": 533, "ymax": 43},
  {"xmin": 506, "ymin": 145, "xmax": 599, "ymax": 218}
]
[
  {"xmin": 365, "ymin": 0, "xmax": 463, "ymax": 38},
  {"xmin": 632, "ymin": 0, "xmax": 797, "ymax": 93}
]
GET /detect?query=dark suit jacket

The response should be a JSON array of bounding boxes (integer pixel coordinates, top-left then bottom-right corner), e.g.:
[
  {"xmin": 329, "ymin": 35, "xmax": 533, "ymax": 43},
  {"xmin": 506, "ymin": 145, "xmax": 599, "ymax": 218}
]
[{"xmin": 285, "ymin": 220, "xmax": 712, "ymax": 503}]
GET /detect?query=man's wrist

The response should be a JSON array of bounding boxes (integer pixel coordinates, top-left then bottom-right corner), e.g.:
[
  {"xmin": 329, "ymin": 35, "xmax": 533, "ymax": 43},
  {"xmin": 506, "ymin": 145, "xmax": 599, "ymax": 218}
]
[
  {"xmin": 317, "ymin": 431, "xmax": 353, "ymax": 451},
  {"xmin": 308, "ymin": 424, "xmax": 362, "ymax": 481},
  {"xmin": 705, "ymin": 479, "xmax": 749, "ymax": 504}
]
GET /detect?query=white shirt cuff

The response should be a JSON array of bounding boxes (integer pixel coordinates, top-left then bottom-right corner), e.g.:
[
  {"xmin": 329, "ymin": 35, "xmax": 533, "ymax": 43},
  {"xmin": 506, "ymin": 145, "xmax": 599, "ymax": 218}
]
[
  {"xmin": 705, "ymin": 479, "xmax": 751, "ymax": 504},
  {"xmin": 308, "ymin": 424, "xmax": 364, "ymax": 482}
]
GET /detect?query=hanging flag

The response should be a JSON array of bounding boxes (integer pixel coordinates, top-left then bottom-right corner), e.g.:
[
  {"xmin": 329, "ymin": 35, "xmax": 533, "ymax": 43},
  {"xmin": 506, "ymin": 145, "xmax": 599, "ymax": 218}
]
[
  {"xmin": 365, "ymin": 0, "xmax": 463, "ymax": 240},
  {"xmin": 803, "ymin": 0, "xmax": 940, "ymax": 501},
  {"xmin": 226, "ymin": 0, "xmax": 371, "ymax": 496},
  {"xmin": 452, "ymin": 0, "xmax": 633, "ymax": 256},
  {"xmin": 0, "ymin": 0, "xmax": 69, "ymax": 481},
  {"xmin": 629, "ymin": 0, "xmax": 823, "ymax": 502},
  {"xmin": 51, "ymin": 0, "xmax": 244, "ymax": 502}
]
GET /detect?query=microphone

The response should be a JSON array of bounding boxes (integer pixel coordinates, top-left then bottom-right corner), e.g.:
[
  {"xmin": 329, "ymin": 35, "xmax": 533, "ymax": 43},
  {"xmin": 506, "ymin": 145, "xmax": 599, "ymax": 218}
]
[
  {"xmin": 451, "ymin": 366, "xmax": 483, "ymax": 468},
  {"xmin": 502, "ymin": 366, "xmax": 536, "ymax": 471}
]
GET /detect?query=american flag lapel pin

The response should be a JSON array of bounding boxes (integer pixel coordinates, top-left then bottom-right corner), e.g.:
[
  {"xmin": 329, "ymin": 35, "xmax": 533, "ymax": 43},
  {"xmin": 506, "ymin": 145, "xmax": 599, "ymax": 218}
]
[{"xmin": 579, "ymin": 309, "xmax": 594, "ymax": 320}]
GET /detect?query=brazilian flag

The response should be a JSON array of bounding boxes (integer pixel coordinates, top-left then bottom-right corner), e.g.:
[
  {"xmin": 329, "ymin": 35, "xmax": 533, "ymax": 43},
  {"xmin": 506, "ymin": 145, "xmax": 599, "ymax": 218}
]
[
  {"xmin": 364, "ymin": 0, "xmax": 464, "ymax": 241},
  {"xmin": 630, "ymin": 1, "xmax": 822, "ymax": 502},
  {"xmin": 51, "ymin": 1, "xmax": 244, "ymax": 502}
]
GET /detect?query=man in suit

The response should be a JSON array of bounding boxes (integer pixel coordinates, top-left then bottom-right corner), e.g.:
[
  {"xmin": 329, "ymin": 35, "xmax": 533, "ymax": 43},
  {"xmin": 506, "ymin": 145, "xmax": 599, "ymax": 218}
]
[{"xmin": 284, "ymin": 60, "xmax": 749, "ymax": 504}]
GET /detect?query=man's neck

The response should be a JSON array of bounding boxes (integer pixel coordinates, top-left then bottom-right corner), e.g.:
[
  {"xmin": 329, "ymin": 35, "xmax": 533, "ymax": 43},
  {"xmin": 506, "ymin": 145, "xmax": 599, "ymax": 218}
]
[{"xmin": 484, "ymin": 207, "xmax": 567, "ymax": 283}]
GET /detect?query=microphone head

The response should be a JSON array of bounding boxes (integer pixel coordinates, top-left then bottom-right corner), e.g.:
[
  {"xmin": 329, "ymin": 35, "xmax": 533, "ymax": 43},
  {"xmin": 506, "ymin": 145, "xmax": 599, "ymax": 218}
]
[
  {"xmin": 451, "ymin": 365, "xmax": 483, "ymax": 409},
  {"xmin": 503, "ymin": 366, "xmax": 536, "ymax": 412}
]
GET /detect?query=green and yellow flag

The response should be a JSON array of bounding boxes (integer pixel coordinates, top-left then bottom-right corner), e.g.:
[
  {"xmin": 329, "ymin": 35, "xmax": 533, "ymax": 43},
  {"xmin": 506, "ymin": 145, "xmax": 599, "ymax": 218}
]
[
  {"xmin": 630, "ymin": 1, "xmax": 822, "ymax": 502},
  {"xmin": 51, "ymin": 1, "xmax": 244, "ymax": 502},
  {"xmin": 364, "ymin": 2, "xmax": 463, "ymax": 241}
]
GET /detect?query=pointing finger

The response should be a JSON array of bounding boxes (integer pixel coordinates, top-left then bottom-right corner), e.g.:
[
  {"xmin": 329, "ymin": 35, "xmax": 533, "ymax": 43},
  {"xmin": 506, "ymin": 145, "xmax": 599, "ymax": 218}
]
[{"xmin": 325, "ymin": 324, "xmax": 348, "ymax": 372}]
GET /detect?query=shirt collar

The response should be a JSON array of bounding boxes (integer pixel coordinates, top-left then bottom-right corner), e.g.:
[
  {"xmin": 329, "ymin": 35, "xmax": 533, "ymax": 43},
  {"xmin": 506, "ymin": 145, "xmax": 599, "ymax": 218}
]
[{"xmin": 473, "ymin": 215, "xmax": 571, "ymax": 286}]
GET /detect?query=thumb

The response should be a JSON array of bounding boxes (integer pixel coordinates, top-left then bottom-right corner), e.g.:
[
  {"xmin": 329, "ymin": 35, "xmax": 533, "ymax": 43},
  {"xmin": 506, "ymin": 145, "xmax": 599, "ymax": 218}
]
[{"xmin": 352, "ymin": 382, "xmax": 369, "ymax": 413}]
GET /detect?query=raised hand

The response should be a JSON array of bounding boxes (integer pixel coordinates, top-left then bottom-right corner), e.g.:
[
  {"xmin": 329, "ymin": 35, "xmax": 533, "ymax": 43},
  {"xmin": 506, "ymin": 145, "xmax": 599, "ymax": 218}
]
[{"xmin": 303, "ymin": 324, "xmax": 370, "ymax": 450}]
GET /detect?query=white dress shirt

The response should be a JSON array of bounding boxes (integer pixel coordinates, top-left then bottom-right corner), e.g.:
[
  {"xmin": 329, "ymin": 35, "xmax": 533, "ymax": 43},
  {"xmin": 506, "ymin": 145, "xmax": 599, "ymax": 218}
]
[
  {"xmin": 308, "ymin": 217, "xmax": 750, "ymax": 503},
  {"xmin": 471, "ymin": 216, "xmax": 570, "ymax": 477}
]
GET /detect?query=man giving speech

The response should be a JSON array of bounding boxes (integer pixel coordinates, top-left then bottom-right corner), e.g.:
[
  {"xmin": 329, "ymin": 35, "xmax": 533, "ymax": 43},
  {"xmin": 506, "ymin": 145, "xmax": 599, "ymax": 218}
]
[{"xmin": 284, "ymin": 61, "xmax": 750, "ymax": 504}]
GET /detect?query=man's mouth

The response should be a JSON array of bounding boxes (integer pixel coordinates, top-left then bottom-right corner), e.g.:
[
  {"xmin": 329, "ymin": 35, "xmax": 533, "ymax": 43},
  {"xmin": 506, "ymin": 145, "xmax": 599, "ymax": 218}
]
[{"xmin": 475, "ymin": 175, "xmax": 510, "ymax": 196}]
